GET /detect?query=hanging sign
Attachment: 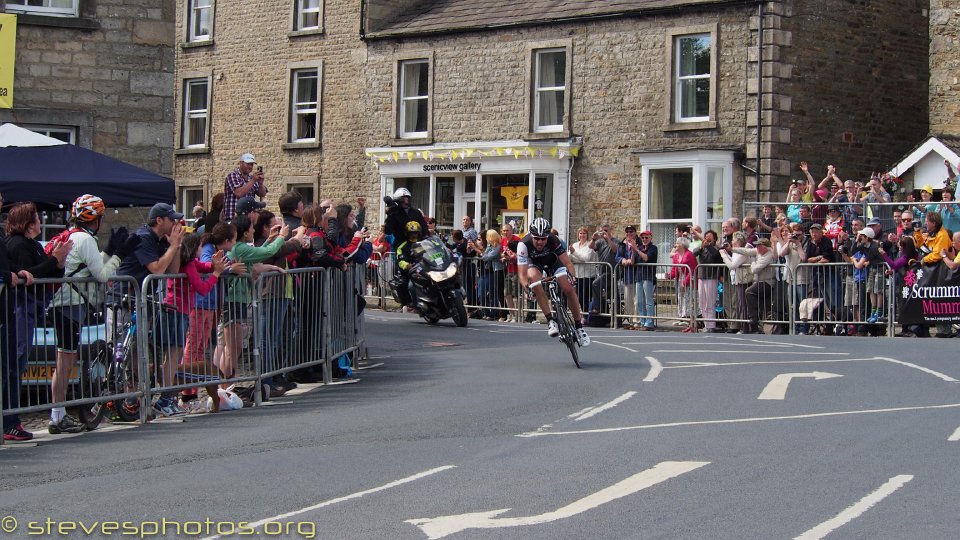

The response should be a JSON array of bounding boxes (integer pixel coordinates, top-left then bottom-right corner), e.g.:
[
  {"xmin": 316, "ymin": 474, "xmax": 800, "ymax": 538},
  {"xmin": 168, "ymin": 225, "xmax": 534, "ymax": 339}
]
[{"xmin": 0, "ymin": 14, "xmax": 16, "ymax": 109}]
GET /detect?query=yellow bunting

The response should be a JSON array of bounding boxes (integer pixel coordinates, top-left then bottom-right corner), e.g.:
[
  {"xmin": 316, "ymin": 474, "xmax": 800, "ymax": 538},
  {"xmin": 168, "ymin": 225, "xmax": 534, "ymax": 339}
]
[
  {"xmin": 391, "ymin": 152, "xmax": 399, "ymax": 162},
  {"xmin": 465, "ymin": 149, "xmax": 475, "ymax": 157},
  {"xmin": 571, "ymin": 147, "xmax": 581, "ymax": 157},
  {"xmin": 548, "ymin": 147, "xmax": 559, "ymax": 158},
  {"xmin": 452, "ymin": 150, "xmax": 459, "ymax": 160},
  {"xmin": 406, "ymin": 152, "xmax": 414, "ymax": 162}
]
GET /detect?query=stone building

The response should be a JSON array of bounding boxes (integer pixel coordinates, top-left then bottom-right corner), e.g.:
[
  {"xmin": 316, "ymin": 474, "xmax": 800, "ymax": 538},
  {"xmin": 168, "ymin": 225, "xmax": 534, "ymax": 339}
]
[
  {"xmin": 173, "ymin": 0, "xmax": 928, "ymax": 242},
  {"xmin": 0, "ymin": 0, "xmax": 175, "ymax": 178}
]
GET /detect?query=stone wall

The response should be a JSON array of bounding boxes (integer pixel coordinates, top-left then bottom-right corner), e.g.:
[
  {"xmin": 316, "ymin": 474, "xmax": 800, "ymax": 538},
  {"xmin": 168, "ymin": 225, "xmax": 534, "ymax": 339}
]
[
  {"xmin": 771, "ymin": 0, "xmax": 928, "ymax": 192},
  {"xmin": 930, "ymin": 0, "xmax": 960, "ymax": 136},
  {"xmin": 173, "ymin": 0, "xmax": 373, "ymax": 212},
  {"xmin": 0, "ymin": 0, "xmax": 176, "ymax": 177}
]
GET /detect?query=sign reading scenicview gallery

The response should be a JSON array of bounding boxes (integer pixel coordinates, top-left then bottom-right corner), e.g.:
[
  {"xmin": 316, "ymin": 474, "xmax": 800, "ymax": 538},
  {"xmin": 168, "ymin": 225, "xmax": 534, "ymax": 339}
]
[{"xmin": 0, "ymin": 14, "xmax": 15, "ymax": 109}]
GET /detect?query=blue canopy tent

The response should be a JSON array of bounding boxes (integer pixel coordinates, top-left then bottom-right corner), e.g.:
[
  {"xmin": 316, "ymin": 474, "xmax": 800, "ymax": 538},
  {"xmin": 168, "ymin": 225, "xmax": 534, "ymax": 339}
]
[{"xmin": 0, "ymin": 123, "xmax": 174, "ymax": 207}]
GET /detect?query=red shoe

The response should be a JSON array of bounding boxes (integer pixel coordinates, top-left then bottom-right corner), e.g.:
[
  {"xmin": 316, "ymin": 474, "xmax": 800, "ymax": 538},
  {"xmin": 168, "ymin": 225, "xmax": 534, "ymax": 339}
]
[{"xmin": 681, "ymin": 326, "xmax": 696, "ymax": 333}]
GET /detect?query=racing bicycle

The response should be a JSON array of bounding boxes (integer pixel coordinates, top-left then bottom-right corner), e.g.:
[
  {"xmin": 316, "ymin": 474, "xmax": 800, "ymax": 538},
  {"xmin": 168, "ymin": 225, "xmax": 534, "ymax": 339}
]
[{"xmin": 528, "ymin": 274, "xmax": 582, "ymax": 368}]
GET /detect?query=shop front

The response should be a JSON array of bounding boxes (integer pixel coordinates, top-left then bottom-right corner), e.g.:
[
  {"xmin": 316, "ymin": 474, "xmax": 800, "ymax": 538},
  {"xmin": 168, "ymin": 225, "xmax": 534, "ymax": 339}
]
[{"xmin": 366, "ymin": 140, "xmax": 580, "ymax": 240}]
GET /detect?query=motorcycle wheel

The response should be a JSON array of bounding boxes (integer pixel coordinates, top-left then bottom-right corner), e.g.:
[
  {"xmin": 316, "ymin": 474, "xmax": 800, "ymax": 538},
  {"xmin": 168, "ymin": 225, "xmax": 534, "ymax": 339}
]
[
  {"xmin": 76, "ymin": 340, "xmax": 109, "ymax": 430},
  {"xmin": 450, "ymin": 293, "xmax": 468, "ymax": 327}
]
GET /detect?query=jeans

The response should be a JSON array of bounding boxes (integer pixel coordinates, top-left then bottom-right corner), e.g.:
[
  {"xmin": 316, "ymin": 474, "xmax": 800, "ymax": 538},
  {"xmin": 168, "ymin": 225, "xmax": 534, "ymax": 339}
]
[{"xmin": 637, "ymin": 279, "xmax": 656, "ymax": 327}]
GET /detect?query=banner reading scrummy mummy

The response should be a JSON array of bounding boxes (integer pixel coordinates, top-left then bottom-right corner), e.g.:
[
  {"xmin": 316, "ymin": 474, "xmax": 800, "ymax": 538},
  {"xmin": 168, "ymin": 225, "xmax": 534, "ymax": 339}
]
[{"xmin": 898, "ymin": 263, "xmax": 960, "ymax": 325}]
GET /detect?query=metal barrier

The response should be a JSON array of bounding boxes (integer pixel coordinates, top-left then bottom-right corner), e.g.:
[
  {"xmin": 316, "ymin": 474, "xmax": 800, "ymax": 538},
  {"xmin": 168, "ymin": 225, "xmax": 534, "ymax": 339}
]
[
  {"xmin": 1, "ymin": 276, "xmax": 143, "ymax": 438},
  {"xmin": 2, "ymin": 265, "xmax": 369, "ymax": 443},
  {"xmin": 612, "ymin": 263, "xmax": 696, "ymax": 330}
]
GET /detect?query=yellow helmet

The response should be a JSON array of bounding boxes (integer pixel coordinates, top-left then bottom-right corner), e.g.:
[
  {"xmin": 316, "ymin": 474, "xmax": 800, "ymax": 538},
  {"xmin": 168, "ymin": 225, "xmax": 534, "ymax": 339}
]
[{"xmin": 406, "ymin": 221, "xmax": 421, "ymax": 233}]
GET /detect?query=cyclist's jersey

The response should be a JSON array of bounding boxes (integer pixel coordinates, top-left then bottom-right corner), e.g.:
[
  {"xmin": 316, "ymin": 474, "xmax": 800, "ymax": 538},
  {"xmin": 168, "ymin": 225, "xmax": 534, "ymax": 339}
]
[{"xmin": 517, "ymin": 233, "xmax": 565, "ymax": 272}]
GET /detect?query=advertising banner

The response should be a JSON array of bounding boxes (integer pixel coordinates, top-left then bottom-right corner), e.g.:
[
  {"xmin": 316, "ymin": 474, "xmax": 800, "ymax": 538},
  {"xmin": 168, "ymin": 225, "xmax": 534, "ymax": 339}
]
[
  {"xmin": 898, "ymin": 262, "xmax": 960, "ymax": 324},
  {"xmin": 0, "ymin": 14, "xmax": 15, "ymax": 109}
]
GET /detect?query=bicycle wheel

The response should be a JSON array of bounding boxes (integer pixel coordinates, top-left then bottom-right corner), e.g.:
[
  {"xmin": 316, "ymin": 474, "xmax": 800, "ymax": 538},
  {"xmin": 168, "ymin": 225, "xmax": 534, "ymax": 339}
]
[
  {"xmin": 76, "ymin": 340, "xmax": 109, "ymax": 430},
  {"xmin": 553, "ymin": 299, "xmax": 582, "ymax": 369}
]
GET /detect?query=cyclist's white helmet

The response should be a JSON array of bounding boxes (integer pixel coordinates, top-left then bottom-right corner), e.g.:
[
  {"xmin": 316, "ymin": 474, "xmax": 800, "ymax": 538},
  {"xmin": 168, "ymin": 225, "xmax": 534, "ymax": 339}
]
[
  {"xmin": 529, "ymin": 217, "xmax": 551, "ymax": 237},
  {"xmin": 393, "ymin": 187, "xmax": 412, "ymax": 199}
]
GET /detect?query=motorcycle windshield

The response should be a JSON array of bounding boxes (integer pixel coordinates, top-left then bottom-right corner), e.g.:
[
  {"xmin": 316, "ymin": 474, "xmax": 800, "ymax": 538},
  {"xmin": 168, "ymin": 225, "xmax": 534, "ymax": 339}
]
[{"xmin": 418, "ymin": 238, "xmax": 453, "ymax": 270}]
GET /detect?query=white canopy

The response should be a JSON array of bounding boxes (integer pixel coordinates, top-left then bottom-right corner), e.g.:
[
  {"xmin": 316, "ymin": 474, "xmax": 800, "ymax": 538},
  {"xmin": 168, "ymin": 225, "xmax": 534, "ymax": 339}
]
[{"xmin": 0, "ymin": 123, "xmax": 67, "ymax": 148}]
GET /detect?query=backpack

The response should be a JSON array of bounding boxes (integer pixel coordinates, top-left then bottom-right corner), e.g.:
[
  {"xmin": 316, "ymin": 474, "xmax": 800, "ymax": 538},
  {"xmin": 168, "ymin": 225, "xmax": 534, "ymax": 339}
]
[{"xmin": 43, "ymin": 227, "xmax": 82, "ymax": 256}]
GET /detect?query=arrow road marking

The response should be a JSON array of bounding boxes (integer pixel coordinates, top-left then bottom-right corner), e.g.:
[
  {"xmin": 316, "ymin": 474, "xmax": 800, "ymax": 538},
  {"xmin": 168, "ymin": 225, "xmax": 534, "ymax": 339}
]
[
  {"xmin": 406, "ymin": 461, "xmax": 709, "ymax": 539},
  {"xmin": 793, "ymin": 475, "xmax": 914, "ymax": 540},
  {"xmin": 949, "ymin": 426, "xmax": 960, "ymax": 442},
  {"xmin": 758, "ymin": 371, "xmax": 843, "ymax": 400}
]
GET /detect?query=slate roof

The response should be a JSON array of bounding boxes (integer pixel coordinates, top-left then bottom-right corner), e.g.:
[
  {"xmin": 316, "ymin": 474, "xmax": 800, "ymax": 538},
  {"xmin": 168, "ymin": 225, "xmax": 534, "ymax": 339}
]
[{"xmin": 367, "ymin": 0, "xmax": 751, "ymax": 38}]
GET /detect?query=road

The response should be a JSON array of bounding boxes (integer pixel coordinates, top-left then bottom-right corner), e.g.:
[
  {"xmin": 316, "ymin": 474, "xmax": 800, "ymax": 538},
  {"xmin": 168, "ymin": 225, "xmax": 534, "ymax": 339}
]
[{"xmin": 2, "ymin": 312, "xmax": 960, "ymax": 539}]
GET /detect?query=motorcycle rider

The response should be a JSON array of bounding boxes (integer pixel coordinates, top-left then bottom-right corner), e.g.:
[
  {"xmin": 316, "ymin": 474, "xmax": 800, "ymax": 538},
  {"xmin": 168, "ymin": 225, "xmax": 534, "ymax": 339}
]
[
  {"xmin": 383, "ymin": 187, "xmax": 430, "ymax": 250},
  {"xmin": 394, "ymin": 221, "xmax": 426, "ymax": 310}
]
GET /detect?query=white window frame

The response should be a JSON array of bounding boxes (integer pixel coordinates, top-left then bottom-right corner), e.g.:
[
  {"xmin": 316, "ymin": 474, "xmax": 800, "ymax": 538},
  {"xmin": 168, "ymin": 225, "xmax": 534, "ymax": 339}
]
[
  {"xmin": 674, "ymin": 33, "xmax": 711, "ymax": 123},
  {"xmin": 294, "ymin": 0, "xmax": 322, "ymax": 31},
  {"xmin": 398, "ymin": 58, "xmax": 430, "ymax": 139},
  {"xmin": 178, "ymin": 186, "xmax": 205, "ymax": 222},
  {"xmin": 639, "ymin": 150, "xmax": 734, "ymax": 238},
  {"xmin": 181, "ymin": 77, "xmax": 211, "ymax": 149},
  {"xmin": 187, "ymin": 0, "xmax": 213, "ymax": 43},
  {"xmin": 290, "ymin": 68, "xmax": 320, "ymax": 143},
  {"xmin": 533, "ymin": 48, "xmax": 566, "ymax": 134},
  {"xmin": 4, "ymin": 0, "xmax": 78, "ymax": 17},
  {"xmin": 24, "ymin": 124, "xmax": 76, "ymax": 144}
]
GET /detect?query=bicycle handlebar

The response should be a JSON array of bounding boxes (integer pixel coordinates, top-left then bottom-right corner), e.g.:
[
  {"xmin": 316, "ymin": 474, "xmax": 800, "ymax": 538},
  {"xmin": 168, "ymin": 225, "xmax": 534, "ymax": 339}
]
[{"xmin": 527, "ymin": 275, "xmax": 557, "ymax": 290}]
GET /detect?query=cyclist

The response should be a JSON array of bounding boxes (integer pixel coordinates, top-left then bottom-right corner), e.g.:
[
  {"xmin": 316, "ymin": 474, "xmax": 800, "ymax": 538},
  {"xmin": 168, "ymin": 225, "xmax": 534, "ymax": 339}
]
[{"xmin": 517, "ymin": 217, "xmax": 590, "ymax": 347}]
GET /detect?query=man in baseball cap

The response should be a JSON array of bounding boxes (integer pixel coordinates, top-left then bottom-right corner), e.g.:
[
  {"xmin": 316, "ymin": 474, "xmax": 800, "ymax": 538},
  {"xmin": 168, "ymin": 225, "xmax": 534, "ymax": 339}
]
[
  {"xmin": 235, "ymin": 196, "xmax": 266, "ymax": 222},
  {"xmin": 222, "ymin": 152, "xmax": 267, "ymax": 221}
]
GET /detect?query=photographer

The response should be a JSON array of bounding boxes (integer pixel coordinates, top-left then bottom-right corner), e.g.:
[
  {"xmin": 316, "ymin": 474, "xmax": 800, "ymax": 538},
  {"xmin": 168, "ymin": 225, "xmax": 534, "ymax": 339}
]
[
  {"xmin": 862, "ymin": 175, "xmax": 892, "ymax": 225},
  {"xmin": 382, "ymin": 187, "xmax": 429, "ymax": 251},
  {"xmin": 222, "ymin": 153, "xmax": 267, "ymax": 221}
]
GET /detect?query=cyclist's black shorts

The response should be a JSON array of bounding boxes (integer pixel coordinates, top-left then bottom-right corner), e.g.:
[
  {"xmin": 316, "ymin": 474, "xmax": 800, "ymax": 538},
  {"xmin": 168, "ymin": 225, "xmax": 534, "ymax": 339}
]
[{"xmin": 51, "ymin": 306, "xmax": 83, "ymax": 352}]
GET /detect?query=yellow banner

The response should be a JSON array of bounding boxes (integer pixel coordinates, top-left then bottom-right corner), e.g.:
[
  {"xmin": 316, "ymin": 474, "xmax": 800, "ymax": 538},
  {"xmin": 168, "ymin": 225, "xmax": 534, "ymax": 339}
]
[{"xmin": 0, "ymin": 14, "xmax": 16, "ymax": 109}]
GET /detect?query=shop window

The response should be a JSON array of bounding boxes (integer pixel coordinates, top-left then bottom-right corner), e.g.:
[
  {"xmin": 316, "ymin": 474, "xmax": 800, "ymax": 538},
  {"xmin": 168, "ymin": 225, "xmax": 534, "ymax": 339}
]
[
  {"xmin": 435, "ymin": 178, "xmax": 455, "ymax": 232},
  {"xmin": 5, "ymin": 0, "xmax": 78, "ymax": 17},
  {"xmin": 398, "ymin": 59, "xmax": 430, "ymax": 139},
  {"xmin": 187, "ymin": 0, "xmax": 212, "ymax": 43}
]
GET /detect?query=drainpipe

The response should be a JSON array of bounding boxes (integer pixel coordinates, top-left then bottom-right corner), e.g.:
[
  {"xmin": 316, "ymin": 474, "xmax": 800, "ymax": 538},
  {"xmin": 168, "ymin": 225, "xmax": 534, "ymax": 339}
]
[{"xmin": 755, "ymin": 1, "xmax": 764, "ymax": 202}]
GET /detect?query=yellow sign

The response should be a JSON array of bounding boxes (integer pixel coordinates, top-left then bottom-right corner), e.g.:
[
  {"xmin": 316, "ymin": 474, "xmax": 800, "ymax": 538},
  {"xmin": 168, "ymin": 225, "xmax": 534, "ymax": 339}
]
[{"xmin": 0, "ymin": 14, "xmax": 15, "ymax": 109}]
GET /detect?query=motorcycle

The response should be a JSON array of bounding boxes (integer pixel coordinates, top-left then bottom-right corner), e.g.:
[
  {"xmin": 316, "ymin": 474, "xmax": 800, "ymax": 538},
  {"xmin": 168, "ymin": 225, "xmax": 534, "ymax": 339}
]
[{"xmin": 390, "ymin": 237, "xmax": 468, "ymax": 327}]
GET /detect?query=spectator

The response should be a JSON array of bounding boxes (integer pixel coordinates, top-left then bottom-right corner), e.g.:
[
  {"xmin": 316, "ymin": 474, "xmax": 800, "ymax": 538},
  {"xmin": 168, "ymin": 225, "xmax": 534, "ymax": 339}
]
[
  {"xmin": 741, "ymin": 217, "xmax": 759, "ymax": 247},
  {"xmin": 914, "ymin": 185, "xmax": 934, "ymax": 221},
  {"xmin": 695, "ymin": 229, "xmax": 723, "ymax": 332},
  {"xmin": 219, "ymin": 213, "xmax": 288, "ymax": 388},
  {"xmin": 912, "ymin": 210, "xmax": 950, "ymax": 266},
  {"xmin": 159, "ymin": 233, "xmax": 227, "ymax": 413},
  {"xmin": 479, "ymin": 230, "xmax": 504, "ymax": 320},
  {"xmin": 201, "ymin": 192, "xmax": 224, "ymax": 234},
  {"xmin": 776, "ymin": 223, "xmax": 808, "ymax": 332},
  {"xmin": 945, "ymin": 159, "xmax": 959, "ymax": 188},
  {"xmin": 937, "ymin": 187, "xmax": 960, "ymax": 235},
  {"xmin": 757, "ymin": 205, "xmax": 777, "ymax": 239},
  {"xmin": 616, "ymin": 225, "xmax": 642, "ymax": 329},
  {"xmin": 835, "ymin": 219, "xmax": 865, "ymax": 334},
  {"xmin": 668, "ymin": 237, "xmax": 697, "ymax": 332},
  {"xmin": 4, "ymin": 202, "xmax": 71, "ymax": 441},
  {"xmin": 940, "ymin": 231, "xmax": 960, "ymax": 271},
  {"xmin": 786, "ymin": 189, "xmax": 803, "ymax": 223},
  {"xmin": 854, "ymin": 227, "xmax": 886, "ymax": 326},
  {"xmin": 804, "ymin": 223, "xmax": 840, "ymax": 321},
  {"xmin": 885, "ymin": 236, "xmax": 924, "ymax": 337},
  {"xmin": 720, "ymin": 232, "xmax": 753, "ymax": 333},
  {"xmin": 117, "ymin": 202, "xmax": 185, "ymax": 286},
  {"xmin": 635, "ymin": 229, "xmax": 658, "ymax": 330},
  {"xmin": 590, "ymin": 224, "xmax": 619, "ymax": 316},
  {"xmin": 333, "ymin": 202, "xmax": 372, "ymax": 262},
  {"xmin": 48, "ymin": 195, "xmax": 137, "ymax": 434},
  {"xmin": 823, "ymin": 206, "xmax": 844, "ymax": 248},
  {"xmin": 736, "ymin": 238, "xmax": 776, "ymax": 334},
  {"xmin": 192, "ymin": 201, "xmax": 206, "ymax": 222},
  {"xmin": 499, "ymin": 223, "xmax": 521, "ymax": 322},
  {"xmin": 221, "ymin": 153, "xmax": 267, "ymax": 222},
  {"xmin": 796, "ymin": 205, "xmax": 815, "ymax": 233},
  {"xmin": 568, "ymin": 227, "xmax": 598, "ymax": 319},
  {"xmin": 862, "ymin": 175, "xmax": 892, "ymax": 226},
  {"xmin": 278, "ymin": 191, "xmax": 305, "ymax": 233},
  {"xmin": 461, "ymin": 215, "xmax": 479, "ymax": 243},
  {"xmin": 235, "ymin": 196, "xmax": 266, "ymax": 224},
  {"xmin": 794, "ymin": 161, "xmax": 818, "ymax": 202}
]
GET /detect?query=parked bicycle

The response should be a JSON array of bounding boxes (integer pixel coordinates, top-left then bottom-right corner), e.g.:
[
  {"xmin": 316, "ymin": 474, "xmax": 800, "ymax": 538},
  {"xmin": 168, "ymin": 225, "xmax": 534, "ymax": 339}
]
[{"xmin": 528, "ymin": 275, "xmax": 582, "ymax": 368}]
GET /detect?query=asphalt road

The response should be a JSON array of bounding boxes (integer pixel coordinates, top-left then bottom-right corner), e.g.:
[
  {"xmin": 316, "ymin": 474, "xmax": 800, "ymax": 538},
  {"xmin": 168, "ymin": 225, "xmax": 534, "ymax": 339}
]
[{"xmin": 2, "ymin": 313, "xmax": 960, "ymax": 540}]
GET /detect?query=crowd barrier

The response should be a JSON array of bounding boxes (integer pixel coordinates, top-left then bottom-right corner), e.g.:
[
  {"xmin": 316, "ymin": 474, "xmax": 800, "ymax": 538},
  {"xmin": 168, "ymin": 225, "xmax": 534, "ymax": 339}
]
[
  {"xmin": 1, "ymin": 266, "xmax": 366, "ymax": 445},
  {"xmin": 357, "ymin": 248, "xmax": 907, "ymax": 338}
]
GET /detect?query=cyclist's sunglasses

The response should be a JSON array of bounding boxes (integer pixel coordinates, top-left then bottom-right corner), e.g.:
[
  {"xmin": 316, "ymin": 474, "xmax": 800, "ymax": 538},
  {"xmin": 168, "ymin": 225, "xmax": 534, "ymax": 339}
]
[{"xmin": 532, "ymin": 236, "xmax": 549, "ymax": 241}]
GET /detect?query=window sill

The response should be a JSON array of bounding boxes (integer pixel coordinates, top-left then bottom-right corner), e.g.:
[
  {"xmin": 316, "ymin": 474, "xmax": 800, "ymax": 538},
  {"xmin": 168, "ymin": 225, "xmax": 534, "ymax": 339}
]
[
  {"xmin": 390, "ymin": 137, "xmax": 433, "ymax": 146},
  {"xmin": 11, "ymin": 14, "xmax": 98, "ymax": 30},
  {"xmin": 663, "ymin": 120, "xmax": 717, "ymax": 132},
  {"xmin": 174, "ymin": 147, "xmax": 210, "ymax": 156},
  {"xmin": 526, "ymin": 130, "xmax": 570, "ymax": 141},
  {"xmin": 287, "ymin": 28, "xmax": 324, "ymax": 38},
  {"xmin": 181, "ymin": 40, "xmax": 215, "ymax": 50},
  {"xmin": 282, "ymin": 141, "xmax": 321, "ymax": 150}
]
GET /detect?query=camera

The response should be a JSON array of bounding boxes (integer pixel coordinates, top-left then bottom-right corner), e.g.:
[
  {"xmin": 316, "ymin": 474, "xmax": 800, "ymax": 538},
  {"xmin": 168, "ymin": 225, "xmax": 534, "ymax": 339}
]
[
  {"xmin": 912, "ymin": 219, "xmax": 921, "ymax": 229},
  {"xmin": 383, "ymin": 195, "xmax": 398, "ymax": 210},
  {"xmin": 791, "ymin": 233, "xmax": 803, "ymax": 240},
  {"xmin": 721, "ymin": 242, "xmax": 731, "ymax": 249},
  {"xmin": 257, "ymin": 166, "xmax": 263, "ymax": 173}
]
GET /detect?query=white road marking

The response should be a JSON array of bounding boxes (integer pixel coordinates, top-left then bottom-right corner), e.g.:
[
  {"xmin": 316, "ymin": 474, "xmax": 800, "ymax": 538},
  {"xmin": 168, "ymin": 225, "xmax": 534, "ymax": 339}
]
[
  {"xmin": 652, "ymin": 350, "xmax": 849, "ymax": 355},
  {"xmin": 644, "ymin": 356, "xmax": 663, "ymax": 382},
  {"xmin": 592, "ymin": 340, "xmax": 638, "ymax": 353},
  {"xmin": 623, "ymin": 341, "xmax": 824, "ymax": 349},
  {"xmin": 948, "ymin": 426, "xmax": 960, "ymax": 442},
  {"xmin": 757, "ymin": 372, "xmax": 843, "ymax": 400},
  {"xmin": 571, "ymin": 392, "xmax": 637, "ymax": 421},
  {"xmin": 568, "ymin": 406, "xmax": 595, "ymax": 419},
  {"xmin": 405, "ymin": 461, "xmax": 709, "ymax": 539},
  {"xmin": 793, "ymin": 475, "xmax": 914, "ymax": 540},
  {"xmin": 356, "ymin": 362, "xmax": 385, "ymax": 370},
  {"xmin": 200, "ymin": 466, "xmax": 456, "ymax": 540},
  {"xmin": 876, "ymin": 356, "xmax": 959, "ymax": 382},
  {"xmin": 666, "ymin": 358, "xmax": 877, "ymax": 369},
  {"xmin": 517, "ymin": 402, "xmax": 960, "ymax": 437}
]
